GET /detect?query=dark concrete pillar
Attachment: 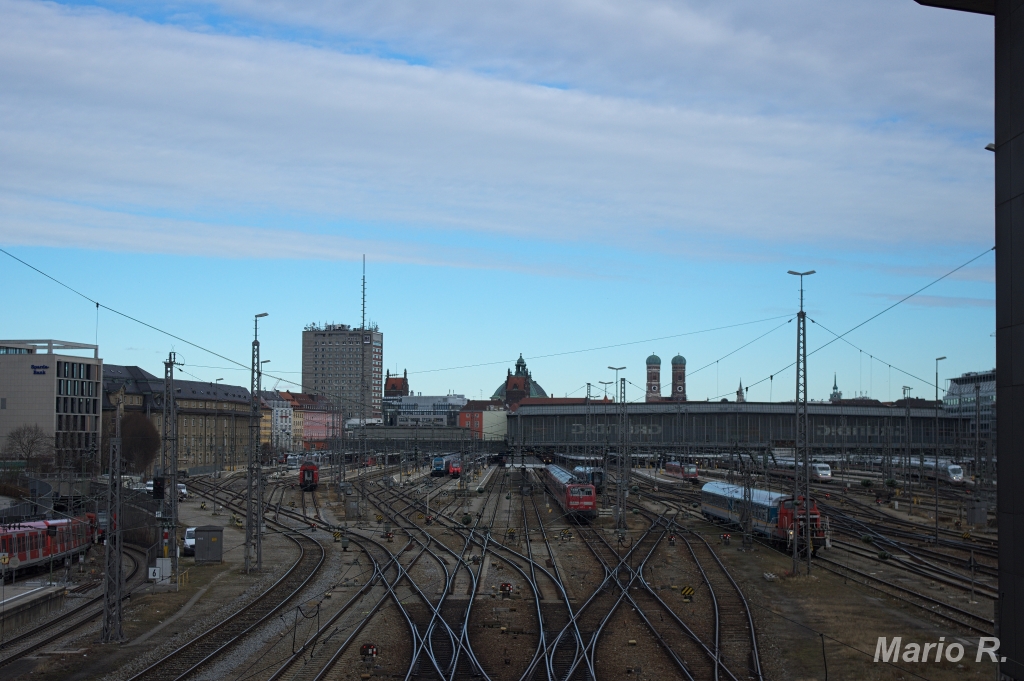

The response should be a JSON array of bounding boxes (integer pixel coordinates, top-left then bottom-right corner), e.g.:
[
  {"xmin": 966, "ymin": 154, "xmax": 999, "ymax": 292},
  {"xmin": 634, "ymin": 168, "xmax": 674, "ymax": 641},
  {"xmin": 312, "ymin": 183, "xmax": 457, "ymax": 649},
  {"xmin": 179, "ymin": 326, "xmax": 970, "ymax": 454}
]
[
  {"xmin": 996, "ymin": 2, "xmax": 1024, "ymax": 677},
  {"xmin": 918, "ymin": 2, "xmax": 1020, "ymax": 676}
]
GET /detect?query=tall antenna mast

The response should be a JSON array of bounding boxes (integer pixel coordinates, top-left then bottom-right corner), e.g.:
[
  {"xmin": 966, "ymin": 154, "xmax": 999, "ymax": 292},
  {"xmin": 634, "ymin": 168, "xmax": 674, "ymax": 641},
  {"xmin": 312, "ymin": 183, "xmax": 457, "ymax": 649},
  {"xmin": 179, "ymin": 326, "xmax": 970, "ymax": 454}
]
[{"xmin": 361, "ymin": 254, "xmax": 366, "ymax": 331}]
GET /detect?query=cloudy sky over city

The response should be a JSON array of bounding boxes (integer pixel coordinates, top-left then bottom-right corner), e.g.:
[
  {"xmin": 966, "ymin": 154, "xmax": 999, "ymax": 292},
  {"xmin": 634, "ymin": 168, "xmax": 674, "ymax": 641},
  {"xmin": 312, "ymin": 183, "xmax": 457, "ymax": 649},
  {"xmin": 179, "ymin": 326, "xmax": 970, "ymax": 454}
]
[{"xmin": 1, "ymin": 0, "xmax": 995, "ymax": 403}]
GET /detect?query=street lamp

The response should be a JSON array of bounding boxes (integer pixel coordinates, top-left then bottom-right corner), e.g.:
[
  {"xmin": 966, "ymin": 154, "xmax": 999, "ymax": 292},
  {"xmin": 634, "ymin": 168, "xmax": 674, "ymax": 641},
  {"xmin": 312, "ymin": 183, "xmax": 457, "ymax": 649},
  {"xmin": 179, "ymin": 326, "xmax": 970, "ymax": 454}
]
[
  {"xmin": 215, "ymin": 378, "xmax": 223, "ymax": 384},
  {"xmin": 935, "ymin": 356, "xmax": 946, "ymax": 544},
  {"xmin": 608, "ymin": 367, "xmax": 626, "ymax": 401}
]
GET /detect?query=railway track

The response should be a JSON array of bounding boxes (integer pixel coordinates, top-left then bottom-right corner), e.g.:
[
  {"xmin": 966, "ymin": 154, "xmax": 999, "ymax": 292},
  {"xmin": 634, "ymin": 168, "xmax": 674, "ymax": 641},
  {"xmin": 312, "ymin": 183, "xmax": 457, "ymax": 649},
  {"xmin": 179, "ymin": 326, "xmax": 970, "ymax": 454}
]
[
  {"xmin": 638, "ymin": 474, "xmax": 998, "ymax": 640},
  {"xmin": 129, "ymin": 483, "xmax": 326, "ymax": 681},
  {"xmin": 0, "ymin": 544, "xmax": 148, "ymax": 669}
]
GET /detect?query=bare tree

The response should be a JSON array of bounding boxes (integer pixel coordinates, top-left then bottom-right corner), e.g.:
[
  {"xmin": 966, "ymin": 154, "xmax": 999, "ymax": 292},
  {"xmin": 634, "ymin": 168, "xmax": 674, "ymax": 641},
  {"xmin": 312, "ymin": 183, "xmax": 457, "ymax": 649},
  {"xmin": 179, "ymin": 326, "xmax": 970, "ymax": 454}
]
[
  {"xmin": 3, "ymin": 424, "xmax": 54, "ymax": 472},
  {"xmin": 121, "ymin": 413, "xmax": 160, "ymax": 474}
]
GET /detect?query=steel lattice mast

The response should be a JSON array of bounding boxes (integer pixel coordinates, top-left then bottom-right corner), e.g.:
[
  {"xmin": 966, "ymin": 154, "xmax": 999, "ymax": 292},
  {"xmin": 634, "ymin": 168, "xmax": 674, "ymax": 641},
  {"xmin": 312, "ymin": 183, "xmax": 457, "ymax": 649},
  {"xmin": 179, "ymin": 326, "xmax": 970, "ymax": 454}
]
[
  {"xmin": 616, "ymin": 378, "xmax": 629, "ymax": 532},
  {"xmin": 246, "ymin": 313, "xmax": 267, "ymax": 573},
  {"xmin": 161, "ymin": 352, "xmax": 180, "ymax": 587},
  {"xmin": 789, "ymin": 269, "xmax": 814, "ymax": 576},
  {"xmin": 101, "ymin": 398, "xmax": 124, "ymax": 642}
]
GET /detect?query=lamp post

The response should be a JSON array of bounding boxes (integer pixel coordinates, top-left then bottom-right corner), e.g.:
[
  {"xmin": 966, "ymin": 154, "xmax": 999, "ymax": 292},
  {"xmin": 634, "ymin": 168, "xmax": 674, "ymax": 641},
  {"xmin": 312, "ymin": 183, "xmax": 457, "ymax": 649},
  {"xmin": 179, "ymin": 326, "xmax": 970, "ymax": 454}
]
[
  {"xmin": 608, "ymin": 367, "xmax": 626, "ymax": 399},
  {"xmin": 787, "ymin": 269, "xmax": 814, "ymax": 576},
  {"xmin": 935, "ymin": 356, "xmax": 946, "ymax": 544}
]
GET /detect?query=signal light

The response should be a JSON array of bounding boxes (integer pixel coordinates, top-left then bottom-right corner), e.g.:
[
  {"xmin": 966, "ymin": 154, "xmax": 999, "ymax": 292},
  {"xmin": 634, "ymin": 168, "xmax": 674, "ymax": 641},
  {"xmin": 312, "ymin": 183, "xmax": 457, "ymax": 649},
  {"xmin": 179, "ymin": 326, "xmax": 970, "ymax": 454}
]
[{"xmin": 152, "ymin": 477, "xmax": 165, "ymax": 499}]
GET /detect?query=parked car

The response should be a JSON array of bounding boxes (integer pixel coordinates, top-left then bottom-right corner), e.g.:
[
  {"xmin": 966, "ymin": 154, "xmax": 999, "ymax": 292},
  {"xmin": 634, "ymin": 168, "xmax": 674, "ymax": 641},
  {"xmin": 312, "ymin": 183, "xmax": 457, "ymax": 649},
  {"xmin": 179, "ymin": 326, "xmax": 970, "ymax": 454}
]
[
  {"xmin": 177, "ymin": 483, "xmax": 189, "ymax": 499},
  {"xmin": 183, "ymin": 527, "xmax": 196, "ymax": 556}
]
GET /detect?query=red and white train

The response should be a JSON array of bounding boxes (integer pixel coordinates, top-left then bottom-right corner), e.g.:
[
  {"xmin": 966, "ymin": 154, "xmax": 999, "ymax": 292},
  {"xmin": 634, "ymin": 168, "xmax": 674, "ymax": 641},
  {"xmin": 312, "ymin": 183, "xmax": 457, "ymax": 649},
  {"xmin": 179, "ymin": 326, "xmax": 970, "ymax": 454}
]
[
  {"xmin": 663, "ymin": 461, "xmax": 700, "ymax": 483},
  {"xmin": 542, "ymin": 464, "xmax": 597, "ymax": 519},
  {"xmin": 0, "ymin": 513, "xmax": 98, "ymax": 577},
  {"xmin": 299, "ymin": 461, "xmax": 319, "ymax": 492},
  {"xmin": 700, "ymin": 481, "xmax": 828, "ymax": 555}
]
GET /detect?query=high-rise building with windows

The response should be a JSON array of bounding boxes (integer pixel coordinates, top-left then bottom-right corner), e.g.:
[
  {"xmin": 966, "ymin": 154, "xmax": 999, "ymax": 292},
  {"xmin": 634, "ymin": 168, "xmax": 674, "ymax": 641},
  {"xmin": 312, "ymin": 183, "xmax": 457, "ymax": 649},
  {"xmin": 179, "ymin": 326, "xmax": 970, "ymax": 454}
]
[
  {"xmin": 944, "ymin": 369, "xmax": 997, "ymax": 448},
  {"xmin": 0, "ymin": 340, "xmax": 103, "ymax": 474},
  {"xmin": 301, "ymin": 323, "xmax": 383, "ymax": 419}
]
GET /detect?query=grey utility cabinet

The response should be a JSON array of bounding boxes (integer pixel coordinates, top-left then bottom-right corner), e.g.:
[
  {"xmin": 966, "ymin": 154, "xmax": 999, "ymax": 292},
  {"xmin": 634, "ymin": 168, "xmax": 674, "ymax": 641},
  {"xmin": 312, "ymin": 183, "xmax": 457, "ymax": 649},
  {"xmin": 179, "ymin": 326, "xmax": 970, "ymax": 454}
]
[{"xmin": 194, "ymin": 526, "xmax": 224, "ymax": 564}]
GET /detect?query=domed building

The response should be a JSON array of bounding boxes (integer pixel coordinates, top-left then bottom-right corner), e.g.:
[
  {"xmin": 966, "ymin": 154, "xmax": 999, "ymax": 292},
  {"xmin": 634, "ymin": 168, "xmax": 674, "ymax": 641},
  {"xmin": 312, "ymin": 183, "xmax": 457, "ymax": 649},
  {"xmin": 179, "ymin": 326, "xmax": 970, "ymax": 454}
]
[
  {"xmin": 492, "ymin": 354, "xmax": 548, "ymax": 408},
  {"xmin": 646, "ymin": 352, "xmax": 687, "ymax": 402}
]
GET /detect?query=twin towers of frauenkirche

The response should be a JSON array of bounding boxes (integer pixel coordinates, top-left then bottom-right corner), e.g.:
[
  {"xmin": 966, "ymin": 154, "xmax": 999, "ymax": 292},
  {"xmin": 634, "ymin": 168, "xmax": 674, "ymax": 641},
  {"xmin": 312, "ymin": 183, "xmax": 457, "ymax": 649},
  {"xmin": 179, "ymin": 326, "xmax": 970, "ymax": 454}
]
[{"xmin": 645, "ymin": 354, "xmax": 687, "ymax": 402}]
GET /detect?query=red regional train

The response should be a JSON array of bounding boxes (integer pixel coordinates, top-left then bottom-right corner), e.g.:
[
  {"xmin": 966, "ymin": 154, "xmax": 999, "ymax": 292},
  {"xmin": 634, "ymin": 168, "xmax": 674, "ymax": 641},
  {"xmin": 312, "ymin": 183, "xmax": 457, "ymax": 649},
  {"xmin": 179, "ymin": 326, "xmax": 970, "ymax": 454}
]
[
  {"xmin": 542, "ymin": 464, "xmax": 597, "ymax": 519},
  {"xmin": 663, "ymin": 461, "xmax": 700, "ymax": 483},
  {"xmin": 700, "ymin": 481, "xmax": 829, "ymax": 555},
  {"xmin": 0, "ymin": 514, "xmax": 97, "ymax": 578},
  {"xmin": 299, "ymin": 461, "xmax": 319, "ymax": 492}
]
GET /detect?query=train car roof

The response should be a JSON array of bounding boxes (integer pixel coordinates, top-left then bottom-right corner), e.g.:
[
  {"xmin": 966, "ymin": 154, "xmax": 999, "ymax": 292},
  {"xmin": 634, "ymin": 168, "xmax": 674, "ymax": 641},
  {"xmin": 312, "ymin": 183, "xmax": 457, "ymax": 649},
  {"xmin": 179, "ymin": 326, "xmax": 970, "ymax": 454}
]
[
  {"xmin": 701, "ymin": 481, "xmax": 790, "ymax": 506},
  {"xmin": 545, "ymin": 464, "xmax": 579, "ymax": 485}
]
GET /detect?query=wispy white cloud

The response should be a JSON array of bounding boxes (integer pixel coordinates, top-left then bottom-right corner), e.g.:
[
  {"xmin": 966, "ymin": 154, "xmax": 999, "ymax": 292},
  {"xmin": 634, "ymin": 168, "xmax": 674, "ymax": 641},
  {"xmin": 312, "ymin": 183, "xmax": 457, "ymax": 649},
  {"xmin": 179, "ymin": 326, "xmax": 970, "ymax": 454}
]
[{"xmin": 0, "ymin": 0, "xmax": 993, "ymax": 268}]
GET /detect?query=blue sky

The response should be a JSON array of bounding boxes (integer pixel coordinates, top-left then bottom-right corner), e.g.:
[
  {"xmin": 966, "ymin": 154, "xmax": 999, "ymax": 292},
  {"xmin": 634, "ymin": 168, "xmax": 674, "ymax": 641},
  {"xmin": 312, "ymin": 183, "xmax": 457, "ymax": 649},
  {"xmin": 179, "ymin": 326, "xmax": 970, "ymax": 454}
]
[{"xmin": 0, "ymin": 0, "xmax": 995, "ymax": 404}]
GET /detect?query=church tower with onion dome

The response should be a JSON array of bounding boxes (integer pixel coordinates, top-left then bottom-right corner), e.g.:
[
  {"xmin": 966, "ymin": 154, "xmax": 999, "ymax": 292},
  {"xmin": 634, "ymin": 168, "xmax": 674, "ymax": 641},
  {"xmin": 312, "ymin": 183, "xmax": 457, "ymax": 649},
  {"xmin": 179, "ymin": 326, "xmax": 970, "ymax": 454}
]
[
  {"xmin": 646, "ymin": 353, "xmax": 662, "ymax": 402},
  {"xmin": 671, "ymin": 354, "xmax": 687, "ymax": 401}
]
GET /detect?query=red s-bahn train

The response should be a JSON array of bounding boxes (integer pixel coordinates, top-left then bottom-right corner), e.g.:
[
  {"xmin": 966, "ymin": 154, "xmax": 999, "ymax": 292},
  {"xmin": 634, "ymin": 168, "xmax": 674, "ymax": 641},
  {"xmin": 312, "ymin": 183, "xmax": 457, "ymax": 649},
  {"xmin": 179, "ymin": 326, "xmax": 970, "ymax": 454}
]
[
  {"xmin": 299, "ymin": 461, "xmax": 319, "ymax": 492},
  {"xmin": 663, "ymin": 461, "xmax": 699, "ymax": 483},
  {"xmin": 542, "ymin": 464, "xmax": 597, "ymax": 519},
  {"xmin": 0, "ymin": 514, "xmax": 98, "ymax": 578}
]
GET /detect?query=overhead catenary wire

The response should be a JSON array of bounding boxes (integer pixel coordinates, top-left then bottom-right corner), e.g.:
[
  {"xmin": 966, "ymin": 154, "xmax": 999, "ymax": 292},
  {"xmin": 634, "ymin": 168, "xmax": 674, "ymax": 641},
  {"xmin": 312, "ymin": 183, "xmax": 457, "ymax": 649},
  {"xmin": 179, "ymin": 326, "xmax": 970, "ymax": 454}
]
[{"xmin": 706, "ymin": 246, "xmax": 995, "ymax": 400}]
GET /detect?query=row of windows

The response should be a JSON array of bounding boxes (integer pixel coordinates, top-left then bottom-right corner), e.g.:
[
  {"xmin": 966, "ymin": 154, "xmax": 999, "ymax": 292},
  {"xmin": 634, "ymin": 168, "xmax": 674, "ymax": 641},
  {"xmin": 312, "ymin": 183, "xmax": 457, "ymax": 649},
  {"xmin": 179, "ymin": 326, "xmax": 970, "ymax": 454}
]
[
  {"xmin": 57, "ymin": 415, "xmax": 98, "ymax": 432},
  {"xmin": 57, "ymin": 362, "xmax": 94, "ymax": 380},
  {"xmin": 58, "ymin": 380, "xmax": 97, "ymax": 397},
  {"xmin": 56, "ymin": 396, "xmax": 98, "ymax": 415}
]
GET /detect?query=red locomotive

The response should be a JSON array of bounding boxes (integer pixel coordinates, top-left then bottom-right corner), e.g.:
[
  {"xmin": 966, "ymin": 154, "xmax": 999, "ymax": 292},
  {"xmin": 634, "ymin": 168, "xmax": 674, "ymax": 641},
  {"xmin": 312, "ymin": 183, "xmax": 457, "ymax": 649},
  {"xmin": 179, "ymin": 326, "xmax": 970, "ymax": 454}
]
[
  {"xmin": 0, "ymin": 514, "xmax": 97, "ymax": 578},
  {"xmin": 299, "ymin": 461, "xmax": 319, "ymax": 492},
  {"xmin": 542, "ymin": 464, "xmax": 597, "ymax": 518},
  {"xmin": 663, "ymin": 461, "xmax": 699, "ymax": 483}
]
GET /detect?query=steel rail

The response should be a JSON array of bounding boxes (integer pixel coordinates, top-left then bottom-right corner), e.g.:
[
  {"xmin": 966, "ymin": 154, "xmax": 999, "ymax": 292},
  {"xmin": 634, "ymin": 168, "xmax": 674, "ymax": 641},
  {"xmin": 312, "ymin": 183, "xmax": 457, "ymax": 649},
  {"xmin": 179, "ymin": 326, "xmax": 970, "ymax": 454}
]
[
  {"xmin": 132, "ymin": 481, "xmax": 327, "ymax": 681},
  {"xmin": 0, "ymin": 545, "xmax": 148, "ymax": 668}
]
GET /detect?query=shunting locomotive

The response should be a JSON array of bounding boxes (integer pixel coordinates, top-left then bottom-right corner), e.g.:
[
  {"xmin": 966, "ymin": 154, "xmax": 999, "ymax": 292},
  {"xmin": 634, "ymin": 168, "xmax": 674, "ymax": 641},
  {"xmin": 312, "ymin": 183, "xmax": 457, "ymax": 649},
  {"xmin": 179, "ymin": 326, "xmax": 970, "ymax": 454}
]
[{"xmin": 700, "ymin": 481, "xmax": 829, "ymax": 555}]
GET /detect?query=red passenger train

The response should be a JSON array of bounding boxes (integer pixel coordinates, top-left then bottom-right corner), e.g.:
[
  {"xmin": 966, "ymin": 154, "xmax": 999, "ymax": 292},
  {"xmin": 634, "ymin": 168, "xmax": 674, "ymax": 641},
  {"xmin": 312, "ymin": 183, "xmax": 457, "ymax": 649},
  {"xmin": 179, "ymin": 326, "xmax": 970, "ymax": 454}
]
[
  {"xmin": 0, "ymin": 514, "xmax": 97, "ymax": 577},
  {"xmin": 542, "ymin": 464, "xmax": 597, "ymax": 519},
  {"xmin": 663, "ymin": 461, "xmax": 700, "ymax": 483},
  {"xmin": 299, "ymin": 461, "xmax": 319, "ymax": 492}
]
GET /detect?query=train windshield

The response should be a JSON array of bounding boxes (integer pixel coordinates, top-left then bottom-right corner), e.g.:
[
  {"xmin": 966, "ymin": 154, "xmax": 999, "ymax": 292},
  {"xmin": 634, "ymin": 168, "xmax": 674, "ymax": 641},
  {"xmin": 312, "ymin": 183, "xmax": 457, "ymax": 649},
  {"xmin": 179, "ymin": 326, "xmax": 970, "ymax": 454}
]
[
  {"xmin": 812, "ymin": 464, "xmax": 831, "ymax": 474},
  {"xmin": 683, "ymin": 465, "xmax": 697, "ymax": 474},
  {"xmin": 949, "ymin": 466, "xmax": 963, "ymax": 476},
  {"xmin": 570, "ymin": 487, "xmax": 593, "ymax": 497}
]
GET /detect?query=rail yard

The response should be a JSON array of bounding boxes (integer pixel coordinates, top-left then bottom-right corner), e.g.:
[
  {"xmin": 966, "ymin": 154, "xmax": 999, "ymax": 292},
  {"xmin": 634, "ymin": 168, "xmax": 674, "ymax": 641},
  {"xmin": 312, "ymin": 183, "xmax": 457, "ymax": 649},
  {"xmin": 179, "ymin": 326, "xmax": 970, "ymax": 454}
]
[{"xmin": 0, "ymin": 454, "xmax": 1001, "ymax": 680}]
